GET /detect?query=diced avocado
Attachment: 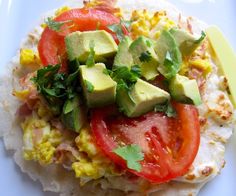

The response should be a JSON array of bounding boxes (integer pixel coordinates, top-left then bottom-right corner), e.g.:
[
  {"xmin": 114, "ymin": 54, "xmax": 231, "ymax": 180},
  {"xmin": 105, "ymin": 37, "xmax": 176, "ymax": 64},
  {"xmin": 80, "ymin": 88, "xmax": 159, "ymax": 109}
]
[
  {"xmin": 129, "ymin": 36, "xmax": 159, "ymax": 80},
  {"xmin": 116, "ymin": 79, "xmax": 170, "ymax": 117},
  {"xmin": 169, "ymin": 74, "xmax": 202, "ymax": 105},
  {"xmin": 170, "ymin": 28, "xmax": 206, "ymax": 56},
  {"xmin": 113, "ymin": 36, "xmax": 133, "ymax": 69},
  {"xmin": 65, "ymin": 30, "xmax": 118, "ymax": 62},
  {"xmin": 80, "ymin": 63, "xmax": 117, "ymax": 108},
  {"xmin": 61, "ymin": 96, "xmax": 87, "ymax": 133},
  {"xmin": 154, "ymin": 30, "xmax": 182, "ymax": 79}
]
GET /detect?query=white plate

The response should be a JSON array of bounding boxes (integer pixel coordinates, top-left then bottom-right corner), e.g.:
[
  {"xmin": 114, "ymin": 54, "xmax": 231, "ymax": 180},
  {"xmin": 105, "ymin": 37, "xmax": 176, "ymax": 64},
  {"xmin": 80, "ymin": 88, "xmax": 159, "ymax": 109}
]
[{"xmin": 0, "ymin": 0, "xmax": 235, "ymax": 195}]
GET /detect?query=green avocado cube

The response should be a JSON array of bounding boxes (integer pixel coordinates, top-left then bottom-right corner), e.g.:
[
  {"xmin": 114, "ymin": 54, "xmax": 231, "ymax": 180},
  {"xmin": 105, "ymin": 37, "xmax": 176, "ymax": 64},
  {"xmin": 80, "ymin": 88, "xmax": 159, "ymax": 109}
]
[
  {"xmin": 61, "ymin": 96, "xmax": 87, "ymax": 133},
  {"xmin": 129, "ymin": 36, "xmax": 159, "ymax": 80},
  {"xmin": 113, "ymin": 36, "xmax": 133, "ymax": 69},
  {"xmin": 154, "ymin": 30, "xmax": 182, "ymax": 79},
  {"xmin": 80, "ymin": 63, "xmax": 117, "ymax": 108},
  {"xmin": 65, "ymin": 30, "xmax": 118, "ymax": 62},
  {"xmin": 170, "ymin": 28, "xmax": 205, "ymax": 56},
  {"xmin": 116, "ymin": 79, "xmax": 170, "ymax": 117},
  {"xmin": 169, "ymin": 74, "xmax": 202, "ymax": 105}
]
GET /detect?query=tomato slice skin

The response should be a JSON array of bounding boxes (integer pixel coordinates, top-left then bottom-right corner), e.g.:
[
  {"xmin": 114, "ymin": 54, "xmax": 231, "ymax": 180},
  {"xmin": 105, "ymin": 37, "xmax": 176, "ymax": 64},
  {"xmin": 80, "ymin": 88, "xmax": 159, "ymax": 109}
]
[
  {"xmin": 38, "ymin": 8, "xmax": 128, "ymax": 68},
  {"xmin": 90, "ymin": 103, "xmax": 200, "ymax": 183}
]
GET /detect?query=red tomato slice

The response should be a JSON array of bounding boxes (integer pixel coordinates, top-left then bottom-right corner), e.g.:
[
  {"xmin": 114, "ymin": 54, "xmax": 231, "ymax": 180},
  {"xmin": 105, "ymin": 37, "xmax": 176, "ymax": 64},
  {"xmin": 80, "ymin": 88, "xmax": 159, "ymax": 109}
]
[
  {"xmin": 38, "ymin": 8, "xmax": 128, "ymax": 69},
  {"xmin": 91, "ymin": 103, "xmax": 200, "ymax": 183}
]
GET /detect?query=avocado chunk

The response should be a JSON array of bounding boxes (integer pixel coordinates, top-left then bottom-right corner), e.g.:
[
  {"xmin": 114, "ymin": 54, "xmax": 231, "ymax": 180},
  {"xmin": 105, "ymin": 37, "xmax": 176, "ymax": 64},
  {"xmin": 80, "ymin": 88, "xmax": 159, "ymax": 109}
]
[
  {"xmin": 170, "ymin": 28, "xmax": 205, "ymax": 56},
  {"xmin": 113, "ymin": 36, "xmax": 133, "ymax": 69},
  {"xmin": 169, "ymin": 74, "xmax": 202, "ymax": 105},
  {"xmin": 61, "ymin": 96, "xmax": 87, "ymax": 133},
  {"xmin": 129, "ymin": 36, "xmax": 159, "ymax": 80},
  {"xmin": 80, "ymin": 63, "xmax": 117, "ymax": 108},
  {"xmin": 116, "ymin": 79, "xmax": 170, "ymax": 117},
  {"xmin": 65, "ymin": 30, "xmax": 118, "ymax": 62},
  {"xmin": 154, "ymin": 30, "xmax": 182, "ymax": 79}
]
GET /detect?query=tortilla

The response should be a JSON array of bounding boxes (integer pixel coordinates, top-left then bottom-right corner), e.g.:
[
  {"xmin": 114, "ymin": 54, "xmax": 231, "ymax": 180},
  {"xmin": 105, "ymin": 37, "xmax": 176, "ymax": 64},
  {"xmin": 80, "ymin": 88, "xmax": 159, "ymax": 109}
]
[{"xmin": 0, "ymin": 0, "xmax": 235, "ymax": 195}]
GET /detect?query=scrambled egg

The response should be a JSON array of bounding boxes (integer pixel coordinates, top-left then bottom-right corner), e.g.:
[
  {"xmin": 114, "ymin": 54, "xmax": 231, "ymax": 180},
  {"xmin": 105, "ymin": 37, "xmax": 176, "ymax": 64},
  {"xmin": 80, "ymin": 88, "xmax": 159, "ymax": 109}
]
[
  {"xmin": 21, "ymin": 114, "xmax": 62, "ymax": 165},
  {"xmin": 72, "ymin": 125, "xmax": 121, "ymax": 185},
  {"xmin": 20, "ymin": 49, "xmax": 41, "ymax": 67},
  {"xmin": 131, "ymin": 10, "xmax": 176, "ymax": 39}
]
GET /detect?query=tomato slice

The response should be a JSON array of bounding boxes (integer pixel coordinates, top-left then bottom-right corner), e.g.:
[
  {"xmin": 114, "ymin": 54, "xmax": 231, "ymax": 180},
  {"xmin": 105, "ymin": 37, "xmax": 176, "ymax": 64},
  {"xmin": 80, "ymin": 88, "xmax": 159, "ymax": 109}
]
[
  {"xmin": 91, "ymin": 103, "xmax": 200, "ymax": 183},
  {"xmin": 38, "ymin": 8, "xmax": 128, "ymax": 69}
]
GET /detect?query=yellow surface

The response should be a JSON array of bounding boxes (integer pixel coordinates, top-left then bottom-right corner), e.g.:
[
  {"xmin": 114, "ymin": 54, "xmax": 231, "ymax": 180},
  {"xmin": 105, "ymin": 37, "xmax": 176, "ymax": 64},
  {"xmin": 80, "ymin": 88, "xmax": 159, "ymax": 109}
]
[{"xmin": 206, "ymin": 26, "xmax": 236, "ymax": 108}]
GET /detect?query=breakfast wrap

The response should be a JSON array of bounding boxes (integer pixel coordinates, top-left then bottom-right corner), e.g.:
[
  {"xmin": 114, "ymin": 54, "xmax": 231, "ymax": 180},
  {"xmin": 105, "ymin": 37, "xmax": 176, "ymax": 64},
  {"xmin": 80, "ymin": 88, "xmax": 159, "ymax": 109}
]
[{"xmin": 0, "ymin": 0, "xmax": 235, "ymax": 195}]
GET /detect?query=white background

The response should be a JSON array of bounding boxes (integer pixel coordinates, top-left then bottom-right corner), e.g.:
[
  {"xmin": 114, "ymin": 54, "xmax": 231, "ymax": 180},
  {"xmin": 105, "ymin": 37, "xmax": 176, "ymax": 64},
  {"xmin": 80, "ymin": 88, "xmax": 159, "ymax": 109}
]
[{"xmin": 0, "ymin": 0, "xmax": 235, "ymax": 195}]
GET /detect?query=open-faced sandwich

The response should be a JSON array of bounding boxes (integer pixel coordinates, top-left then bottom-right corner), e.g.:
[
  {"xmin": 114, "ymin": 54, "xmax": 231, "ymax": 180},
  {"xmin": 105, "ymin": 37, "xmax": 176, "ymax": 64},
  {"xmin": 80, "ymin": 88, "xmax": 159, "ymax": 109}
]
[{"xmin": 0, "ymin": 0, "xmax": 235, "ymax": 195}]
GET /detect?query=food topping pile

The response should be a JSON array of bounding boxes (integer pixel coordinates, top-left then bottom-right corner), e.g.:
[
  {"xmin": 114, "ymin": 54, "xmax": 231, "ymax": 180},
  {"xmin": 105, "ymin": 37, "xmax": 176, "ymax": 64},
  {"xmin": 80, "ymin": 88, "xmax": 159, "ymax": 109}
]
[{"xmin": 13, "ymin": 1, "xmax": 234, "ymax": 191}]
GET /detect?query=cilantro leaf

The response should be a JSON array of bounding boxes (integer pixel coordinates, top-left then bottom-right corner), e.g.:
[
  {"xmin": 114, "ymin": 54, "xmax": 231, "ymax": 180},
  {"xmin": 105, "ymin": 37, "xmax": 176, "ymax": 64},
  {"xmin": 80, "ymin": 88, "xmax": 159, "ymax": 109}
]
[
  {"xmin": 121, "ymin": 19, "xmax": 132, "ymax": 31},
  {"xmin": 86, "ymin": 40, "xmax": 95, "ymax": 67},
  {"xmin": 84, "ymin": 80, "xmax": 94, "ymax": 93},
  {"xmin": 108, "ymin": 23, "xmax": 124, "ymax": 42},
  {"xmin": 156, "ymin": 30, "xmax": 182, "ymax": 80},
  {"xmin": 45, "ymin": 17, "xmax": 72, "ymax": 32},
  {"xmin": 163, "ymin": 51, "xmax": 180, "ymax": 79},
  {"xmin": 32, "ymin": 64, "xmax": 81, "ymax": 115},
  {"xmin": 195, "ymin": 31, "xmax": 206, "ymax": 44},
  {"xmin": 154, "ymin": 101, "xmax": 176, "ymax": 117},
  {"xmin": 108, "ymin": 20, "xmax": 131, "ymax": 42},
  {"xmin": 113, "ymin": 144, "xmax": 144, "ymax": 172},
  {"xmin": 63, "ymin": 99, "xmax": 74, "ymax": 114},
  {"xmin": 111, "ymin": 67, "xmax": 138, "ymax": 91},
  {"xmin": 130, "ymin": 65, "xmax": 141, "ymax": 78},
  {"xmin": 139, "ymin": 51, "xmax": 152, "ymax": 62},
  {"xmin": 103, "ymin": 68, "xmax": 112, "ymax": 75}
]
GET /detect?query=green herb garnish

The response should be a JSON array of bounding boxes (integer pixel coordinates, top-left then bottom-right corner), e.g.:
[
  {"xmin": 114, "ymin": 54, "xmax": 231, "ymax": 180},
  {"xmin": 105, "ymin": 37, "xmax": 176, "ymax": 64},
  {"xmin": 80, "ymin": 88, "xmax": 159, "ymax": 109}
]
[
  {"xmin": 195, "ymin": 31, "xmax": 206, "ymax": 44},
  {"xmin": 84, "ymin": 80, "xmax": 94, "ymax": 93},
  {"xmin": 154, "ymin": 101, "xmax": 176, "ymax": 117},
  {"xmin": 45, "ymin": 17, "xmax": 72, "ymax": 32},
  {"xmin": 31, "ymin": 64, "xmax": 80, "ymax": 114},
  {"xmin": 86, "ymin": 40, "xmax": 95, "ymax": 67},
  {"xmin": 139, "ymin": 51, "xmax": 152, "ymax": 62},
  {"xmin": 108, "ymin": 20, "xmax": 132, "ymax": 42},
  {"xmin": 111, "ymin": 66, "xmax": 140, "ymax": 91},
  {"xmin": 163, "ymin": 51, "xmax": 180, "ymax": 79},
  {"xmin": 113, "ymin": 144, "xmax": 144, "ymax": 172}
]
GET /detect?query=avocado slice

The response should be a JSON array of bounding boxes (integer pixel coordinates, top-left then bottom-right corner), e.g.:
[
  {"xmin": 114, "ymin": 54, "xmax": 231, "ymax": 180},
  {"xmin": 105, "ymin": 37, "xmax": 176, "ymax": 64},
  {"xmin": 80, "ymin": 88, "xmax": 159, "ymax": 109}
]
[
  {"xmin": 169, "ymin": 74, "xmax": 202, "ymax": 105},
  {"xmin": 170, "ymin": 28, "xmax": 205, "ymax": 56},
  {"xmin": 113, "ymin": 36, "xmax": 133, "ymax": 69},
  {"xmin": 154, "ymin": 30, "xmax": 182, "ymax": 79},
  {"xmin": 61, "ymin": 96, "xmax": 87, "ymax": 133},
  {"xmin": 116, "ymin": 79, "xmax": 170, "ymax": 117},
  {"xmin": 65, "ymin": 30, "xmax": 118, "ymax": 62},
  {"xmin": 129, "ymin": 36, "xmax": 159, "ymax": 80},
  {"xmin": 80, "ymin": 63, "xmax": 117, "ymax": 108}
]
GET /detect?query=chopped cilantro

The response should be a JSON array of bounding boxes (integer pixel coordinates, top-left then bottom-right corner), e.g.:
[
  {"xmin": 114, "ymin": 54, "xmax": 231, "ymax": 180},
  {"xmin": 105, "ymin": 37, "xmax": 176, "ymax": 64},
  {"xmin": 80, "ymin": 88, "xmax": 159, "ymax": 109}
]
[
  {"xmin": 195, "ymin": 31, "xmax": 206, "ymax": 44},
  {"xmin": 108, "ymin": 23, "xmax": 124, "ymax": 42},
  {"xmin": 130, "ymin": 65, "xmax": 141, "ymax": 78},
  {"xmin": 154, "ymin": 101, "xmax": 176, "ymax": 117},
  {"xmin": 63, "ymin": 99, "xmax": 74, "ymax": 114},
  {"xmin": 84, "ymin": 80, "xmax": 94, "ymax": 93},
  {"xmin": 45, "ymin": 17, "xmax": 72, "ymax": 32},
  {"xmin": 146, "ymin": 40, "xmax": 152, "ymax": 47},
  {"xmin": 31, "ymin": 64, "xmax": 81, "ymax": 115},
  {"xmin": 86, "ymin": 40, "xmax": 95, "ymax": 67},
  {"xmin": 113, "ymin": 144, "xmax": 144, "ymax": 172},
  {"xmin": 139, "ymin": 51, "xmax": 152, "ymax": 62},
  {"xmin": 163, "ymin": 51, "xmax": 180, "ymax": 79},
  {"xmin": 121, "ymin": 19, "xmax": 132, "ymax": 31},
  {"xmin": 108, "ymin": 20, "xmax": 132, "ymax": 42},
  {"xmin": 103, "ymin": 68, "xmax": 112, "ymax": 75},
  {"xmin": 111, "ymin": 66, "xmax": 139, "ymax": 91}
]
